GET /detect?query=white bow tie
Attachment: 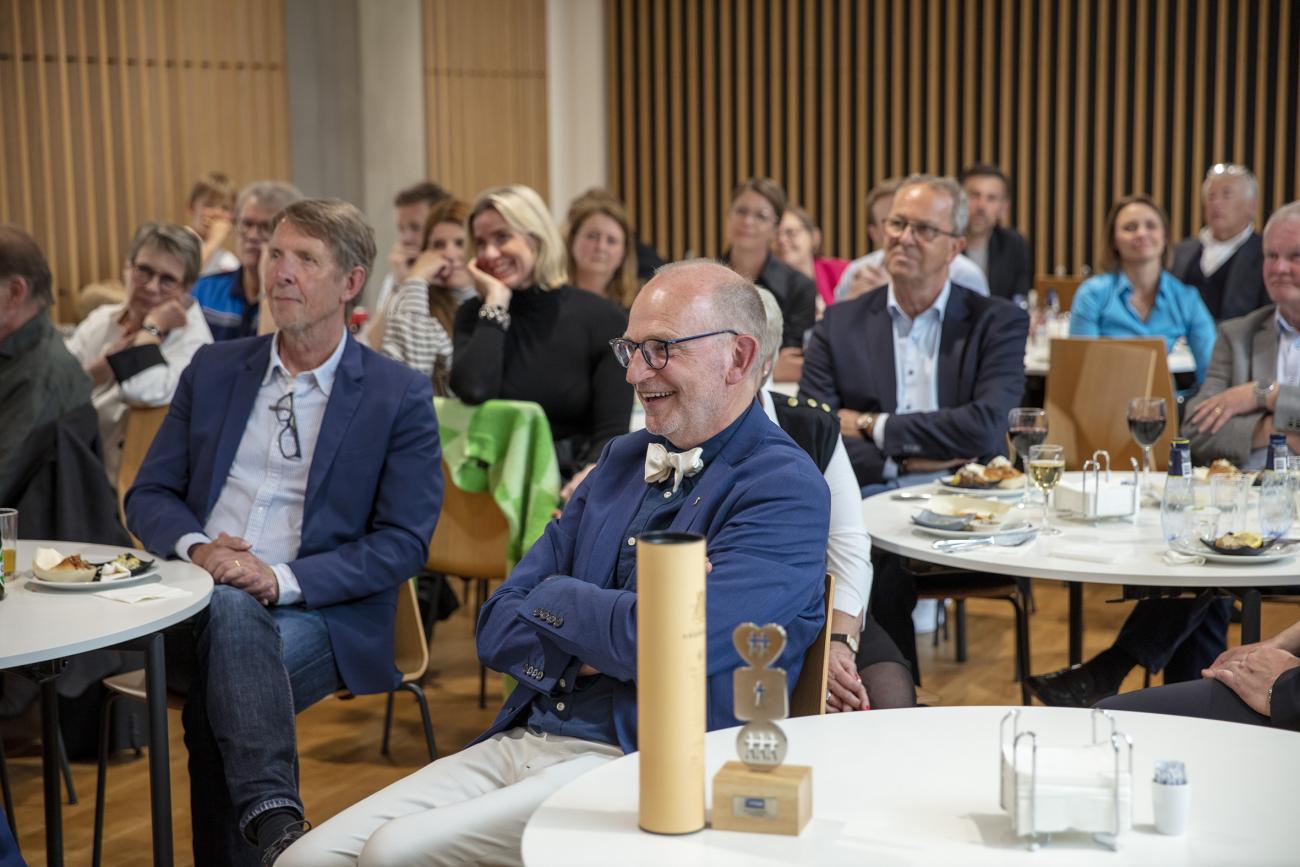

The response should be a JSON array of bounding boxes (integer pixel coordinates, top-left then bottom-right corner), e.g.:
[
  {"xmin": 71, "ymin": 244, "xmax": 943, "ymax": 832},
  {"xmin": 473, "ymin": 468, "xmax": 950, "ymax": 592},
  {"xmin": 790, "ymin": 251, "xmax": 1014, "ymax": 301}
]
[{"xmin": 644, "ymin": 443, "xmax": 704, "ymax": 493}]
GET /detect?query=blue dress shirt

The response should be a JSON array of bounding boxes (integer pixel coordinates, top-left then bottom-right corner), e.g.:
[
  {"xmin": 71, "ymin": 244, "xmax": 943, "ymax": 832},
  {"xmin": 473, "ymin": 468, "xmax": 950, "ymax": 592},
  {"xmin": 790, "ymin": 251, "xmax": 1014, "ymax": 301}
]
[
  {"xmin": 1069, "ymin": 270, "xmax": 1217, "ymax": 384},
  {"xmin": 192, "ymin": 267, "xmax": 259, "ymax": 341}
]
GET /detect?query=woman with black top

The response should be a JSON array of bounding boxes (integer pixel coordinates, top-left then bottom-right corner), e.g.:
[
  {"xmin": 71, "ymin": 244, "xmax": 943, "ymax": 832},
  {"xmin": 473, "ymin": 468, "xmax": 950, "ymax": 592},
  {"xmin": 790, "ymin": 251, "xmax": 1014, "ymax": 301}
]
[
  {"xmin": 452, "ymin": 184, "xmax": 632, "ymax": 480},
  {"xmin": 723, "ymin": 177, "xmax": 817, "ymax": 382}
]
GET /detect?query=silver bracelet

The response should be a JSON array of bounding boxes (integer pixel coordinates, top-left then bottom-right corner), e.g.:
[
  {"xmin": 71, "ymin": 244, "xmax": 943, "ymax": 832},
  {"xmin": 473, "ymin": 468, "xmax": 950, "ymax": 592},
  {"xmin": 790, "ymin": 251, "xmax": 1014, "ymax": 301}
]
[
  {"xmin": 478, "ymin": 303, "xmax": 511, "ymax": 330},
  {"xmin": 1267, "ymin": 683, "xmax": 1273, "ymax": 716}
]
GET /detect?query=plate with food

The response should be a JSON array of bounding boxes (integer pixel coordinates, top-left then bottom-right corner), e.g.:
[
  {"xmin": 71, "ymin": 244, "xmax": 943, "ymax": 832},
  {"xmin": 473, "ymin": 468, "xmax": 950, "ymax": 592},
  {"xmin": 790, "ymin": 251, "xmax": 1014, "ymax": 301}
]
[
  {"xmin": 27, "ymin": 547, "xmax": 160, "ymax": 592},
  {"xmin": 936, "ymin": 457, "xmax": 1025, "ymax": 497},
  {"xmin": 1190, "ymin": 532, "xmax": 1295, "ymax": 563},
  {"xmin": 910, "ymin": 496, "xmax": 1032, "ymax": 537}
]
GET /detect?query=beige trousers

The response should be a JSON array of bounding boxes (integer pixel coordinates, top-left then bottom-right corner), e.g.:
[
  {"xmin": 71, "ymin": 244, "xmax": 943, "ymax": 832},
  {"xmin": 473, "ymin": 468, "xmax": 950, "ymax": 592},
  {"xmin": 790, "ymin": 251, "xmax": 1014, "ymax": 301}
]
[{"xmin": 278, "ymin": 728, "xmax": 623, "ymax": 867}]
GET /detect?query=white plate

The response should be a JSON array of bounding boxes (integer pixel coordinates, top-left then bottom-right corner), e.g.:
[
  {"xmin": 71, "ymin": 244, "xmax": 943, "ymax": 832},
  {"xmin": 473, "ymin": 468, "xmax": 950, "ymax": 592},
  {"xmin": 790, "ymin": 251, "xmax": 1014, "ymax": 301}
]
[
  {"xmin": 935, "ymin": 479, "xmax": 1025, "ymax": 498},
  {"xmin": 1170, "ymin": 544, "xmax": 1298, "ymax": 565},
  {"xmin": 911, "ymin": 520, "xmax": 1038, "ymax": 540},
  {"xmin": 26, "ymin": 569, "xmax": 161, "ymax": 592}
]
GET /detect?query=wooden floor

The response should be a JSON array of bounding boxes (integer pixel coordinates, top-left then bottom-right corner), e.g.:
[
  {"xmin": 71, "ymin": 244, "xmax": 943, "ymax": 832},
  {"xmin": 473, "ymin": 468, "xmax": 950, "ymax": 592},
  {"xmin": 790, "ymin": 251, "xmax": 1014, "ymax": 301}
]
[{"xmin": 4, "ymin": 580, "xmax": 1293, "ymax": 866}]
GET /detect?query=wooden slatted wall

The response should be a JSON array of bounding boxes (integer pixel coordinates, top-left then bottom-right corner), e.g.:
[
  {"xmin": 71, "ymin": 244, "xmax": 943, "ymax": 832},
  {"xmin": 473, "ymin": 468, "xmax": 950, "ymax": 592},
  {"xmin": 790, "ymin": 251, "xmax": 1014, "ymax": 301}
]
[
  {"xmin": 0, "ymin": 0, "xmax": 290, "ymax": 320},
  {"xmin": 607, "ymin": 0, "xmax": 1300, "ymax": 273},
  {"xmin": 422, "ymin": 0, "xmax": 549, "ymax": 203}
]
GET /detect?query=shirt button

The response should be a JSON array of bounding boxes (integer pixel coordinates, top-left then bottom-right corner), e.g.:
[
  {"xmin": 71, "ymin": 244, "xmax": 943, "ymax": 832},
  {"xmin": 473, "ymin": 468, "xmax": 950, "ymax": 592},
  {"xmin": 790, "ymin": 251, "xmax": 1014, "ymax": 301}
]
[
  {"xmin": 559, "ymin": 678, "xmax": 566, "ymax": 688},
  {"xmin": 556, "ymin": 701, "xmax": 566, "ymax": 712},
  {"xmin": 662, "ymin": 490, "xmax": 672, "ymax": 499},
  {"xmin": 627, "ymin": 537, "xmax": 636, "ymax": 546}
]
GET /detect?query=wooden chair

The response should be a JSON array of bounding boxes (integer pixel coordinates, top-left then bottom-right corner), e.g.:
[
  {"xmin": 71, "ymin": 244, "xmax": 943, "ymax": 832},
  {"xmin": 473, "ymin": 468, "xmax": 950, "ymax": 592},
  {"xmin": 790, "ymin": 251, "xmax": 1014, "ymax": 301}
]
[
  {"xmin": 90, "ymin": 579, "xmax": 436, "ymax": 867},
  {"xmin": 1032, "ymin": 274, "xmax": 1086, "ymax": 313},
  {"xmin": 790, "ymin": 574, "xmax": 836, "ymax": 717},
  {"xmin": 425, "ymin": 461, "xmax": 512, "ymax": 708},
  {"xmin": 115, "ymin": 405, "xmax": 169, "ymax": 521},
  {"xmin": 1044, "ymin": 337, "xmax": 1177, "ymax": 470}
]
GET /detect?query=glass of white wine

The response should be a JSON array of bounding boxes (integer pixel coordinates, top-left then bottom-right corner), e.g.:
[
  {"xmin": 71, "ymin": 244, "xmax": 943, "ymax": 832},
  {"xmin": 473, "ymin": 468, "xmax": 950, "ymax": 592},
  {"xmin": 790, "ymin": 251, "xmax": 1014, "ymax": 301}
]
[{"xmin": 1027, "ymin": 444, "xmax": 1066, "ymax": 536}]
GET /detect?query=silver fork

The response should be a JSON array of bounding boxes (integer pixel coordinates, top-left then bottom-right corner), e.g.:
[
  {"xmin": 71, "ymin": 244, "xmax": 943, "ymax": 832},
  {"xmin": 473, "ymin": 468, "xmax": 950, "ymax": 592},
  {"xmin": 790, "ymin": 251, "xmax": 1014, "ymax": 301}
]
[{"xmin": 932, "ymin": 528, "xmax": 1038, "ymax": 553}]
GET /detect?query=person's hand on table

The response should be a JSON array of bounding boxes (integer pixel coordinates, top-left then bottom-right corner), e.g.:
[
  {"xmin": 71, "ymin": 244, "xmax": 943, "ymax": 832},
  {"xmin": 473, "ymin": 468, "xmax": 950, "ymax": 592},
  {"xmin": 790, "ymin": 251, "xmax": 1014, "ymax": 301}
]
[
  {"xmin": 825, "ymin": 641, "xmax": 870, "ymax": 712},
  {"xmin": 1189, "ymin": 383, "xmax": 1258, "ymax": 433},
  {"xmin": 1205, "ymin": 645, "xmax": 1300, "ymax": 716}
]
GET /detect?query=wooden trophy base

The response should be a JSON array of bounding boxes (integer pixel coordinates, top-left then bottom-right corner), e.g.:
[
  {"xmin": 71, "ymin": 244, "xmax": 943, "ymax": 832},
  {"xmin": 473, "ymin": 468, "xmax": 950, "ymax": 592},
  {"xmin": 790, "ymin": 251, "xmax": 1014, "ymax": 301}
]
[{"xmin": 710, "ymin": 761, "xmax": 811, "ymax": 836}]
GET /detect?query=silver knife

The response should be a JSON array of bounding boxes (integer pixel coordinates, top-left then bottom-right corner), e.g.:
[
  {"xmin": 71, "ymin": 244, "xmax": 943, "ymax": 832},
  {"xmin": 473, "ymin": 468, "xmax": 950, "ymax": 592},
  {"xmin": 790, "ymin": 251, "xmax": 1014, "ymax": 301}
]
[{"xmin": 932, "ymin": 527, "xmax": 1038, "ymax": 552}]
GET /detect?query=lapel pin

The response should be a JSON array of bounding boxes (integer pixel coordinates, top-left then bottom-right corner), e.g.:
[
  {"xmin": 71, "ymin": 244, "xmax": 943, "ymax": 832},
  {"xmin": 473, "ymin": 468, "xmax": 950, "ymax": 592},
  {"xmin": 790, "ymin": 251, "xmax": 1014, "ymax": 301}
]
[{"xmin": 693, "ymin": 496, "xmax": 701, "ymax": 506}]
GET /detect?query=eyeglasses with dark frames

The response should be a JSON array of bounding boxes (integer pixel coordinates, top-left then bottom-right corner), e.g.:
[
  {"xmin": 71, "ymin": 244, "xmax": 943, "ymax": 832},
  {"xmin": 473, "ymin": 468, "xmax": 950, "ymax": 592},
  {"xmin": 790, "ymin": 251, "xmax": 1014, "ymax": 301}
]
[
  {"xmin": 270, "ymin": 392, "xmax": 302, "ymax": 460},
  {"xmin": 881, "ymin": 216, "xmax": 963, "ymax": 243},
  {"xmin": 129, "ymin": 262, "xmax": 184, "ymax": 293},
  {"xmin": 608, "ymin": 330, "xmax": 739, "ymax": 370}
]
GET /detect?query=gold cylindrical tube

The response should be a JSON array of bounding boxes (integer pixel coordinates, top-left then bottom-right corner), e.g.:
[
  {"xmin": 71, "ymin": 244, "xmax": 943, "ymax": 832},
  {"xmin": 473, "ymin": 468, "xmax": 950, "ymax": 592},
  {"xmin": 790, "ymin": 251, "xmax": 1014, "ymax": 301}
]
[{"xmin": 636, "ymin": 530, "xmax": 707, "ymax": 835}]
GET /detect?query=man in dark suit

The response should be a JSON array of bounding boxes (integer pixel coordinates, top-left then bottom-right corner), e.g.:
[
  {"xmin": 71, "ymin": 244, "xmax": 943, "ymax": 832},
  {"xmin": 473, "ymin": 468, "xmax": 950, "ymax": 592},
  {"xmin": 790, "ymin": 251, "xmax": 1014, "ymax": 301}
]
[
  {"xmin": 281, "ymin": 260, "xmax": 831, "ymax": 866},
  {"xmin": 1034, "ymin": 201, "xmax": 1300, "ymax": 711},
  {"xmin": 1170, "ymin": 163, "xmax": 1269, "ymax": 322},
  {"xmin": 126, "ymin": 199, "xmax": 442, "ymax": 866},
  {"xmin": 959, "ymin": 164, "xmax": 1032, "ymax": 300},
  {"xmin": 798, "ymin": 173, "xmax": 1028, "ymax": 678}
]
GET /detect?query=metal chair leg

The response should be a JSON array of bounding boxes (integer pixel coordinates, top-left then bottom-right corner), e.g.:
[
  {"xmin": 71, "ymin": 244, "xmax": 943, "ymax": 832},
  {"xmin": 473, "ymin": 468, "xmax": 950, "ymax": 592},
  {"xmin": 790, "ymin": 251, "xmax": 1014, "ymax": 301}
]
[
  {"xmin": 380, "ymin": 691, "xmax": 396, "ymax": 757},
  {"xmin": 401, "ymin": 682, "xmax": 438, "ymax": 762},
  {"xmin": 92, "ymin": 692, "xmax": 122, "ymax": 867},
  {"xmin": 475, "ymin": 578, "xmax": 490, "ymax": 709},
  {"xmin": 1009, "ymin": 595, "xmax": 1033, "ymax": 705},
  {"xmin": 58, "ymin": 731, "xmax": 77, "ymax": 805},
  {"xmin": 954, "ymin": 600, "xmax": 968, "ymax": 663},
  {"xmin": 0, "ymin": 734, "xmax": 17, "ymax": 845}
]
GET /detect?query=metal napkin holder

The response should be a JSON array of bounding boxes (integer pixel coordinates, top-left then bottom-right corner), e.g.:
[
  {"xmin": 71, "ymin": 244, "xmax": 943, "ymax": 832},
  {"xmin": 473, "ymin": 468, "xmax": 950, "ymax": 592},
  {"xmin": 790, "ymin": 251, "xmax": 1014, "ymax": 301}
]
[
  {"xmin": 1067, "ymin": 450, "xmax": 1140, "ymax": 521},
  {"xmin": 999, "ymin": 708, "xmax": 1134, "ymax": 851}
]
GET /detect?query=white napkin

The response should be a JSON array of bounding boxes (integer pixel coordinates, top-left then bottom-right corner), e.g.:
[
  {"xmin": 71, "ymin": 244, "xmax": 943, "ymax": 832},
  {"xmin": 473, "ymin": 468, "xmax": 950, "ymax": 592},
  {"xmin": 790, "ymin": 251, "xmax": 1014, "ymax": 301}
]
[
  {"xmin": 97, "ymin": 584, "xmax": 192, "ymax": 604},
  {"xmin": 1050, "ymin": 546, "xmax": 1118, "ymax": 564},
  {"xmin": 1162, "ymin": 549, "xmax": 1206, "ymax": 566}
]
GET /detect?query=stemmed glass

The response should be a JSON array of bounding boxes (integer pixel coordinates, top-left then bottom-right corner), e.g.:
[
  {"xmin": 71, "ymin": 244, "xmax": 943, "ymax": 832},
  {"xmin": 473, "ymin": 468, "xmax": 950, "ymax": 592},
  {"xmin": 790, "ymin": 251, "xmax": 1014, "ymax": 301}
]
[
  {"xmin": 1127, "ymin": 397, "xmax": 1167, "ymax": 496},
  {"xmin": 1028, "ymin": 444, "xmax": 1066, "ymax": 536},
  {"xmin": 1008, "ymin": 408, "xmax": 1049, "ymax": 508}
]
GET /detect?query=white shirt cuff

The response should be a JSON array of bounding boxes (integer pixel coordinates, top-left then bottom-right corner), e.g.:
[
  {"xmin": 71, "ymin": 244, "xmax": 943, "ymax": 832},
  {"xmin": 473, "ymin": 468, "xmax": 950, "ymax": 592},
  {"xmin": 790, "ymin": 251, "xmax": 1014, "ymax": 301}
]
[
  {"xmin": 273, "ymin": 563, "xmax": 303, "ymax": 606},
  {"xmin": 175, "ymin": 532, "xmax": 212, "ymax": 563},
  {"xmin": 871, "ymin": 413, "xmax": 890, "ymax": 451},
  {"xmin": 882, "ymin": 458, "xmax": 899, "ymax": 480}
]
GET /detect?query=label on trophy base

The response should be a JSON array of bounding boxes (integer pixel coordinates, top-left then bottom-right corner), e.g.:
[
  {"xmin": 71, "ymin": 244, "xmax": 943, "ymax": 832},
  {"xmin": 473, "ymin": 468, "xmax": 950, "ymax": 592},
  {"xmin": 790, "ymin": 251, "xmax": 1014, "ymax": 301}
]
[{"xmin": 711, "ymin": 761, "xmax": 812, "ymax": 836}]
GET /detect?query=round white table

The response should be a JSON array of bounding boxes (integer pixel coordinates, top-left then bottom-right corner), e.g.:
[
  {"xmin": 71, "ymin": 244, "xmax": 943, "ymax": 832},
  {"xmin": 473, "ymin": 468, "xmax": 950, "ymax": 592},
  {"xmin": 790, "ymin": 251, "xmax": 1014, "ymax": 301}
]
[
  {"xmin": 0, "ymin": 540, "xmax": 212, "ymax": 867},
  {"xmin": 862, "ymin": 485, "xmax": 1300, "ymax": 656},
  {"xmin": 523, "ymin": 707, "xmax": 1296, "ymax": 866}
]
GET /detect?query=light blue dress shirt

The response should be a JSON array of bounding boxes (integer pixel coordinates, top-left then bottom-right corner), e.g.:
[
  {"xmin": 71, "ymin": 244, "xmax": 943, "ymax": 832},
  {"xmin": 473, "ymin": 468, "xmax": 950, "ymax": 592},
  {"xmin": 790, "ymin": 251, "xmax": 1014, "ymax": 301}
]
[
  {"xmin": 872, "ymin": 281, "xmax": 952, "ymax": 479},
  {"xmin": 175, "ymin": 332, "xmax": 348, "ymax": 605},
  {"xmin": 1068, "ymin": 270, "xmax": 1217, "ymax": 384},
  {"xmin": 1277, "ymin": 311, "xmax": 1300, "ymax": 387}
]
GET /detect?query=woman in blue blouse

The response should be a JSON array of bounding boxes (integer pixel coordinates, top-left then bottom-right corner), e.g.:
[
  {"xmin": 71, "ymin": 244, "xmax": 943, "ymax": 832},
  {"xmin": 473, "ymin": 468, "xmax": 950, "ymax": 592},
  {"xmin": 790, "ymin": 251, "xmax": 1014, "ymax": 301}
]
[{"xmin": 1070, "ymin": 195, "xmax": 1216, "ymax": 387}]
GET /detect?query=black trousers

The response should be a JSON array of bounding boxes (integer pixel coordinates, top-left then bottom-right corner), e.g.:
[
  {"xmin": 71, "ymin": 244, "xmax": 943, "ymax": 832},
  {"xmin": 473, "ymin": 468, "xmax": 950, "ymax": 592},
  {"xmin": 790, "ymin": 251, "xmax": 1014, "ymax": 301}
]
[
  {"xmin": 868, "ymin": 552, "xmax": 922, "ymax": 682},
  {"xmin": 1114, "ymin": 593, "xmax": 1232, "ymax": 682},
  {"xmin": 1097, "ymin": 677, "xmax": 1269, "ymax": 727}
]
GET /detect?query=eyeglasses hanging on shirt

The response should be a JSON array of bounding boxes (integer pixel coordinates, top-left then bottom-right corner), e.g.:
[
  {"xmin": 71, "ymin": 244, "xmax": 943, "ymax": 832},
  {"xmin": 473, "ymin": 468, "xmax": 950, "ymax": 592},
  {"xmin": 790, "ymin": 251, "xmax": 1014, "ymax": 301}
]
[{"xmin": 270, "ymin": 392, "xmax": 302, "ymax": 460}]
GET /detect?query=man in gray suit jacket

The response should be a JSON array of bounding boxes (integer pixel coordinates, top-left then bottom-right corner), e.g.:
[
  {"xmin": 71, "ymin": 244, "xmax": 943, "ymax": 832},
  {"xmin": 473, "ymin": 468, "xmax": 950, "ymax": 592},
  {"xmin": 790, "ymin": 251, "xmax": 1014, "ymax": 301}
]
[
  {"xmin": 1169, "ymin": 163, "xmax": 1269, "ymax": 322},
  {"xmin": 1029, "ymin": 201, "xmax": 1300, "ymax": 710}
]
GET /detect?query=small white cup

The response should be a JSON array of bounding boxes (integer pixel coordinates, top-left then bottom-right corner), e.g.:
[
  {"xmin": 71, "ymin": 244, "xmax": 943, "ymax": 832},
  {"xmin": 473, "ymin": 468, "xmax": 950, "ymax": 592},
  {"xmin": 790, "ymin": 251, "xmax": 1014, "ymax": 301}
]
[{"xmin": 1152, "ymin": 781, "xmax": 1190, "ymax": 835}]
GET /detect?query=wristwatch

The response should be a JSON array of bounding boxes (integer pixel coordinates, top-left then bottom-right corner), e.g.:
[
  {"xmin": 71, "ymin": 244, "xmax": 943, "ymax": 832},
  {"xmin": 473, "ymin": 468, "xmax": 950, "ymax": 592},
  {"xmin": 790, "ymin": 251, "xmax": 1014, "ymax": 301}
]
[
  {"xmin": 829, "ymin": 632, "xmax": 859, "ymax": 654},
  {"xmin": 1254, "ymin": 378, "xmax": 1277, "ymax": 409},
  {"xmin": 140, "ymin": 322, "xmax": 164, "ymax": 339},
  {"xmin": 855, "ymin": 412, "xmax": 878, "ymax": 440}
]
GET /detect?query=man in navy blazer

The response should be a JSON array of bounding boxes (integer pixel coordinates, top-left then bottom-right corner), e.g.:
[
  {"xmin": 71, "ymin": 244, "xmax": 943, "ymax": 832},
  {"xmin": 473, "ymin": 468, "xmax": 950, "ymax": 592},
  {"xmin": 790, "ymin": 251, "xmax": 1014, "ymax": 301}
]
[
  {"xmin": 798, "ymin": 174, "xmax": 1028, "ymax": 679},
  {"xmin": 282, "ymin": 261, "xmax": 830, "ymax": 867},
  {"xmin": 126, "ymin": 200, "xmax": 441, "ymax": 866}
]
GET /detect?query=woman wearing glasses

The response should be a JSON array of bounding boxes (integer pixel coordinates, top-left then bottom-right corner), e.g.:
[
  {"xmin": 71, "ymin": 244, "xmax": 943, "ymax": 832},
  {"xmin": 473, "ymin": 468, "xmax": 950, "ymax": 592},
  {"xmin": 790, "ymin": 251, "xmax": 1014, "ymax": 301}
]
[
  {"xmin": 452, "ymin": 185, "xmax": 632, "ymax": 480},
  {"xmin": 724, "ymin": 178, "xmax": 817, "ymax": 381},
  {"xmin": 66, "ymin": 222, "xmax": 213, "ymax": 481},
  {"xmin": 1069, "ymin": 195, "xmax": 1217, "ymax": 391}
]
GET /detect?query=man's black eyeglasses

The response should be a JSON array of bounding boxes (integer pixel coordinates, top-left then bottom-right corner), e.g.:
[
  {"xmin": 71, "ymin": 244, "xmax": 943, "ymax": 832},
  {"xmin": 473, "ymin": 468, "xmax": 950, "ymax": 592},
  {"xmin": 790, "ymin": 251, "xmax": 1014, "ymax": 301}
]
[
  {"xmin": 270, "ymin": 392, "xmax": 302, "ymax": 460},
  {"xmin": 609, "ymin": 330, "xmax": 739, "ymax": 370}
]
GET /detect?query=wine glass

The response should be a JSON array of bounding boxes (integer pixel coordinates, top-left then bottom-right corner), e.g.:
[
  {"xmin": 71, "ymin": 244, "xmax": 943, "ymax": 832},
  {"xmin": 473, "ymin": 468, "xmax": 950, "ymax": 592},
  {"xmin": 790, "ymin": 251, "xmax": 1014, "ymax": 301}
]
[
  {"xmin": 1028, "ymin": 444, "xmax": 1066, "ymax": 536},
  {"xmin": 1127, "ymin": 397, "xmax": 1167, "ymax": 496},
  {"xmin": 1008, "ymin": 408, "xmax": 1049, "ymax": 508}
]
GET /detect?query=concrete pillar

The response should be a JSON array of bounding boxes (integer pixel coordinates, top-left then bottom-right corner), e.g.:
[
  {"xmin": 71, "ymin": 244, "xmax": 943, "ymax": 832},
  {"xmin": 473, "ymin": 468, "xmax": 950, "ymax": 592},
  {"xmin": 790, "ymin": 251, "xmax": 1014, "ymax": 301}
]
[{"xmin": 546, "ymin": 0, "xmax": 609, "ymax": 219}]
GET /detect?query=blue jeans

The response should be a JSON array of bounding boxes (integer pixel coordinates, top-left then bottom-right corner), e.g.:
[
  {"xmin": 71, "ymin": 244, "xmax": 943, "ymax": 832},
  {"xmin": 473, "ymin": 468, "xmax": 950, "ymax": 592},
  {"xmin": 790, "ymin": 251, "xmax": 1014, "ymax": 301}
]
[{"xmin": 168, "ymin": 585, "xmax": 342, "ymax": 867}]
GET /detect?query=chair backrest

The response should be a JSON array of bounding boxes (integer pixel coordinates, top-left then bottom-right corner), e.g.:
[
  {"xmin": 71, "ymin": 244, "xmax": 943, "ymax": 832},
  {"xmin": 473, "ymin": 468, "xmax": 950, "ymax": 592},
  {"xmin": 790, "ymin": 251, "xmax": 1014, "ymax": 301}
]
[
  {"xmin": 393, "ymin": 578, "xmax": 428, "ymax": 683},
  {"xmin": 1044, "ymin": 337, "xmax": 1177, "ymax": 470},
  {"xmin": 790, "ymin": 573, "xmax": 836, "ymax": 718},
  {"xmin": 1033, "ymin": 274, "xmax": 1086, "ymax": 312},
  {"xmin": 116, "ymin": 406, "xmax": 170, "ymax": 518},
  {"xmin": 425, "ymin": 461, "xmax": 511, "ymax": 581}
]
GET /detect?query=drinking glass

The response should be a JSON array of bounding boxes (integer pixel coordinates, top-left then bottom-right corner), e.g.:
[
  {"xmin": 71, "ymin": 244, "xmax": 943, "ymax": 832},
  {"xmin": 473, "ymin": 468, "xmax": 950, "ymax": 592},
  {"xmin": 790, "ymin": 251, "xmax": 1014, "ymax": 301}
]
[
  {"xmin": 0, "ymin": 507, "xmax": 16, "ymax": 601},
  {"xmin": 1127, "ymin": 397, "xmax": 1167, "ymax": 495},
  {"xmin": 1008, "ymin": 408, "xmax": 1049, "ymax": 507},
  {"xmin": 1027, "ymin": 444, "xmax": 1066, "ymax": 536},
  {"xmin": 1209, "ymin": 473, "xmax": 1250, "ymax": 538}
]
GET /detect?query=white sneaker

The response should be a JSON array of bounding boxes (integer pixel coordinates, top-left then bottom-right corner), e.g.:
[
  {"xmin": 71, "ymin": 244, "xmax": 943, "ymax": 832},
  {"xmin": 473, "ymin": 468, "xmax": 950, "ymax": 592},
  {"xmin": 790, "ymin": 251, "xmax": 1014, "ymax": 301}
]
[{"xmin": 913, "ymin": 598, "xmax": 941, "ymax": 634}]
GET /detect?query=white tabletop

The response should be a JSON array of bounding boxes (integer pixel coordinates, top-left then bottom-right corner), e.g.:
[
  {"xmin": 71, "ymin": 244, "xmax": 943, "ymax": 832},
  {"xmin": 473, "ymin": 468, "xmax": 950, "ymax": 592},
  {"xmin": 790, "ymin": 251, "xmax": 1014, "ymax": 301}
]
[
  {"xmin": 861, "ymin": 486, "xmax": 1300, "ymax": 589},
  {"xmin": 523, "ymin": 706, "xmax": 1296, "ymax": 866},
  {"xmin": 0, "ymin": 540, "xmax": 213, "ymax": 668}
]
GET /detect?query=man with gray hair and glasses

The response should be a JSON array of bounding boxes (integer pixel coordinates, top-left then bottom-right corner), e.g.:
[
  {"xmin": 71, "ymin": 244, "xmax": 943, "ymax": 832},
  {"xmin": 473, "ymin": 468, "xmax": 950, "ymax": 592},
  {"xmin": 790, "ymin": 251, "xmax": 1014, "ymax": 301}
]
[
  {"xmin": 1170, "ymin": 163, "xmax": 1270, "ymax": 321},
  {"xmin": 66, "ymin": 222, "xmax": 213, "ymax": 481},
  {"xmin": 798, "ymin": 173, "xmax": 1029, "ymax": 680},
  {"xmin": 281, "ymin": 260, "xmax": 830, "ymax": 867},
  {"xmin": 126, "ymin": 199, "xmax": 442, "ymax": 865},
  {"xmin": 192, "ymin": 179, "xmax": 303, "ymax": 340}
]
